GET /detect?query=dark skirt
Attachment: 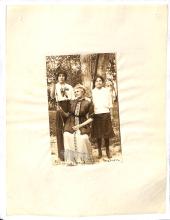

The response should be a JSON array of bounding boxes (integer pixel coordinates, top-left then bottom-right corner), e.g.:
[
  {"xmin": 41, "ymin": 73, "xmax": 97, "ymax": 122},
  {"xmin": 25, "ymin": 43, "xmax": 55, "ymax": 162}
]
[
  {"xmin": 91, "ymin": 113, "xmax": 114, "ymax": 139},
  {"xmin": 56, "ymin": 100, "xmax": 70, "ymax": 160}
]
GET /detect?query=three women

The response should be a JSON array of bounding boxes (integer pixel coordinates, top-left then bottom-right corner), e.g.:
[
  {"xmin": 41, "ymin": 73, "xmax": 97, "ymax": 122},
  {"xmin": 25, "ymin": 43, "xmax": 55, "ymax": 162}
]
[{"xmin": 51, "ymin": 69, "xmax": 115, "ymax": 165}]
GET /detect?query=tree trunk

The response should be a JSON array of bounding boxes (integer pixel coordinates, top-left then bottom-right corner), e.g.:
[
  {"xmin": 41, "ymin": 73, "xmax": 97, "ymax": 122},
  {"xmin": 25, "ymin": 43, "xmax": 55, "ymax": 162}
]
[
  {"xmin": 80, "ymin": 53, "xmax": 116, "ymax": 95},
  {"xmin": 80, "ymin": 55, "xmax": 93, "ymax": 97},
  {"xmin": 97, "ymin": 53, "xmax": 110, "ymax": 78}
]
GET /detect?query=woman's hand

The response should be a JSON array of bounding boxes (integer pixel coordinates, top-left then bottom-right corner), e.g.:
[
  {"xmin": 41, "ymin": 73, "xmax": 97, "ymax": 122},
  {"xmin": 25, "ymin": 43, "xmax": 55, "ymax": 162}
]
[
  {"xmin": 72, "ymin": 124, "xmax": 81, "ymax": 131},
  {"xmin": 56, "ymin": 105, "xmax": 69, "ymax": 118},
  {"xmin": 72, "ymin": 118, "xmax": 93, "ymax": 131},
  {"xmin": 56, "ymin": 105, "xmax": 63, "ymax": 112}
]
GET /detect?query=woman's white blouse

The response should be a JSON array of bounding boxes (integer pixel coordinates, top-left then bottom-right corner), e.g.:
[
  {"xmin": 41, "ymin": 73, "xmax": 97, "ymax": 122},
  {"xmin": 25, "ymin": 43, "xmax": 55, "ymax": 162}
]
[
  {"xmin": 92, "ymin": 87, "xmax": 113, "ymax": 114},
  {"xmin": 55, "ymin": 83, "xmax": 75, "ymax": 101}
]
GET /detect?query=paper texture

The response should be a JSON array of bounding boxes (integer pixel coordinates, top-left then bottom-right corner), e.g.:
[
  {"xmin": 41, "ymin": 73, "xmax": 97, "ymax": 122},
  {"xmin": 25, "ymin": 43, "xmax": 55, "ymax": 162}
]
[{"xmin": 6, "ymin": 4, "xmax": 168, "ymax": 216}]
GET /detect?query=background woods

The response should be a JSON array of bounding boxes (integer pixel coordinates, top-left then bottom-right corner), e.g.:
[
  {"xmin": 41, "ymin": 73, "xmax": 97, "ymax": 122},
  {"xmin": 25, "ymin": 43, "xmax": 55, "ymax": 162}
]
[
  {"xmin": 46, "ymin": 53, "xmax": 117, "ymax": 98},
  {"xmin": 46, "ymin": 53, "xmax": 121, "ymax": 151}
]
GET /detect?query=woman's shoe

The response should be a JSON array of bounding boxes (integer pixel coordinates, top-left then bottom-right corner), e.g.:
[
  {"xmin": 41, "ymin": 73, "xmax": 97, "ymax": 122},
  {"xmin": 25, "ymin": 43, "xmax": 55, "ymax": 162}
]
[
  {"xmin": 106, "ymin": 147, "xmax": 112, "ymax": 159},
  {"xmin": 98, "ymin": 148, "xmax": 102, "ymax": 159},
  {"xmin": 66, "ymin": 161, "xmax": 76, "ymax": 166}
]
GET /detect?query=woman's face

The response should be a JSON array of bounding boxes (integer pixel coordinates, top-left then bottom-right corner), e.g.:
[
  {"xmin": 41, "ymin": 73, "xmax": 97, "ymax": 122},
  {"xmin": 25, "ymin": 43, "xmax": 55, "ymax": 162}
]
[
  {"xmin": 74, "ymin": 88, "xmax": 84, "ymax": 99},
  {"xmin": 95, "ymin": 77, "xmax": 103, "ymax": 88},
  {"xmin": 58, "ymin": 74, "xmax": 66, "ymax": 84}
]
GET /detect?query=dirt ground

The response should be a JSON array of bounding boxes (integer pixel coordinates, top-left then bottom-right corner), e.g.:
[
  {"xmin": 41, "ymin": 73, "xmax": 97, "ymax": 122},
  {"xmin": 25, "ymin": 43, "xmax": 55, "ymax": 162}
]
[{"xmin": 50, "ymin": 135, "xmax": 122, "ymax": 166}]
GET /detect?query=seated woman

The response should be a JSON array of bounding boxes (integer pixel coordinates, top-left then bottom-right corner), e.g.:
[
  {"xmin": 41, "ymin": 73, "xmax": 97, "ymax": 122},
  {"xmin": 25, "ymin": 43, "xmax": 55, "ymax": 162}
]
[{"xmin": 58, "ymin": 84, "xmax": 94, "ymax": 166}]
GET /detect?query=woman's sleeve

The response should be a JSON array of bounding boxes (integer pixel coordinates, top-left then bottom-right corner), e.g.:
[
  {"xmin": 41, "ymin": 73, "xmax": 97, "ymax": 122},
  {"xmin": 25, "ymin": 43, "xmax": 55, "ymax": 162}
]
[
  {"xmin": 60, "ymin": 100, "xmax": 72, "ymax": 118},
  {"xmin": 88, "ymin": 101, "xmax": 95, "ymax": 119},
  {"xmin": 67, "ymin": 100, "xmax": 72, "ymax": 115}
]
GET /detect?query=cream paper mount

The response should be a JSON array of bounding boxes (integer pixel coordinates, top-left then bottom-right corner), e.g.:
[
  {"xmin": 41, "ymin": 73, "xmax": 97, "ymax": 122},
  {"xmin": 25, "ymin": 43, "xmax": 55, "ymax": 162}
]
[{"xmin": 6, "ymin": 4, "xmax": 168, "ymax": 217}]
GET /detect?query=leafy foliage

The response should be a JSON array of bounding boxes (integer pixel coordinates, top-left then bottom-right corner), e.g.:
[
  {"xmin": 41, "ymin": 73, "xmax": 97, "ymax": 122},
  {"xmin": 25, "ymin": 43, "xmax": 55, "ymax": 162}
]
[{"xmin": 46, "ymin": 55, "xmax": 82, "ymax": 86}]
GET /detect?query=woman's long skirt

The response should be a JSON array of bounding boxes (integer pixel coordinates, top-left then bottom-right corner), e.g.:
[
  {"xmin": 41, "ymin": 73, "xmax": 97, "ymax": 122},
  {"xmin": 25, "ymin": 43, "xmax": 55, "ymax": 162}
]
[
  {"xmin": 91, "ymin": 113, "xmax": 114, "ymax": 139},
  {"xmin": 56, "ymin": 100, "xmax": 69, "ymax": 161},
  {"xmin": 63, "ymin": 131, "xmax": 94, "ymax": 164}
]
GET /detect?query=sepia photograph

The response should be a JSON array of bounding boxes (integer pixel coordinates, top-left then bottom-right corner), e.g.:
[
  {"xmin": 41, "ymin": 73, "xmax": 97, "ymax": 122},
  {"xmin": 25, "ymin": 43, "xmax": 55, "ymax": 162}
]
[
  {"xmin": 46, "ymin": 53, "xmax": 122, "ymax": 166},
  {"xmin": 5, "ymin": 3, "xmax": 168, "ymax": 217}
]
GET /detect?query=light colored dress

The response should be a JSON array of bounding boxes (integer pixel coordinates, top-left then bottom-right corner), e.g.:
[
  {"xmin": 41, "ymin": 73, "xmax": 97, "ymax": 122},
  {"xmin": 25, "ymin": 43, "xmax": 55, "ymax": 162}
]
[{"xmin": 63, "ymin": 98, "xmax": 94, "ymax": 164}]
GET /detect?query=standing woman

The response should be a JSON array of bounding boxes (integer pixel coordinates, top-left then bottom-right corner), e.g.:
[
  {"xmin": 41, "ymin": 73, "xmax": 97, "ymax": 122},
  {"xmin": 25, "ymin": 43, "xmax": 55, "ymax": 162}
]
[
  {"xmin": 92, "ymin": 75, "xmax": 114, "ymax": 159},
  {"xmin": 50, "ymin": 68, "xmax": 75, "ymax": 161}
]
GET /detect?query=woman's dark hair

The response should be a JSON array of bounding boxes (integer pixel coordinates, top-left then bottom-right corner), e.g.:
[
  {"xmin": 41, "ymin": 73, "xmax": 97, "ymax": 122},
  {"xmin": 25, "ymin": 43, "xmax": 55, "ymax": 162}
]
[
  {"xmin": 55, "ymin": 68, "xmax": 68, "ymax": 81},
  {"xmin": 93, "ymin": 75, "xmax": 105, "ymax": 88}
]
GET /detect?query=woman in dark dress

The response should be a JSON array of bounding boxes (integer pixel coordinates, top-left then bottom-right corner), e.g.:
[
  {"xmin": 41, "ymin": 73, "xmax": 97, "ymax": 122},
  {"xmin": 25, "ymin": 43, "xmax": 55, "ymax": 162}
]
[{"xmin": 58, "ymin": 84, "xmax": 94, "ymax": 166}]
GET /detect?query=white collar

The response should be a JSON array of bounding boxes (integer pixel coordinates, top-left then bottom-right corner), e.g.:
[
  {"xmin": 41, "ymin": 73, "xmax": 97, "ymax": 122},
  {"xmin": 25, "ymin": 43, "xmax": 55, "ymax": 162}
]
[{"xmin": 56, "ymin": 82, "xmax": 67, "ymax": 87}]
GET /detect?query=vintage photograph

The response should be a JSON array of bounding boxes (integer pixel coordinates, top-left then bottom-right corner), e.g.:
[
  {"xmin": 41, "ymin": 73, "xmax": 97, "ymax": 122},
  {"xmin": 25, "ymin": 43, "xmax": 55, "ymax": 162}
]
[{"xmin": 46, "ymin": 53, "xmax": 122, "ymax": 166}]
